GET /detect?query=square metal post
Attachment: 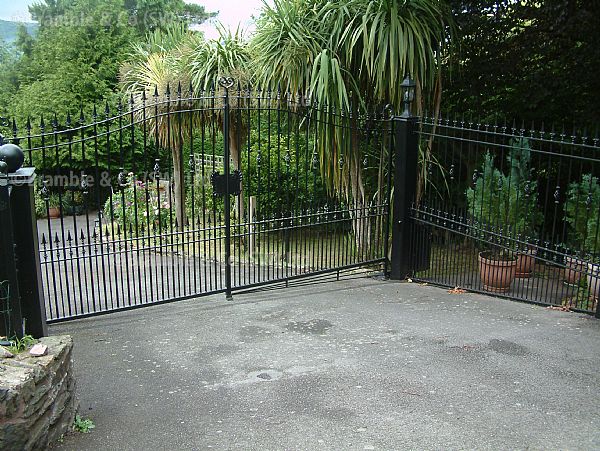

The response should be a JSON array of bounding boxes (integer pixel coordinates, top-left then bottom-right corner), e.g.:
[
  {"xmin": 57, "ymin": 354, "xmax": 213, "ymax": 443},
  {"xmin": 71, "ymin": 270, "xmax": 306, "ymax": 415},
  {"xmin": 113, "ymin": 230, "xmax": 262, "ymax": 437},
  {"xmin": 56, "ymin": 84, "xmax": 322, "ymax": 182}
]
[
  {"xmin": 390, "ymin": 115, "xmax": 419, "ymax": 280},
  {"xmin": 8, "ymin": 168, "xmax": 48, "ymax": 337},
  {"xmin": 0, "ymin": 173, "xmax": 24, "ymax": 338}
]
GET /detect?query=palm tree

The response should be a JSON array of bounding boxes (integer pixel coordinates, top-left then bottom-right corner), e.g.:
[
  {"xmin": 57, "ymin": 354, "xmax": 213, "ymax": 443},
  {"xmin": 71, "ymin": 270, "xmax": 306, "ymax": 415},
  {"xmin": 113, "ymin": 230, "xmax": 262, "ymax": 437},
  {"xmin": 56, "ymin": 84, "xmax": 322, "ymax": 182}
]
[
  {"xmin": 251, "ymin": 0, "xmax": 453, "ymax": 249},
  {"xmin": 119, "ymin": 24, "xmax": 201, "ymax": 229},
  {"xmin": 119, "ymin": 24, "xmax": 252, "ymax": 226},
  {"xmin": 187, "ymin": 24, "xmax": 252, "ymax": 219}
]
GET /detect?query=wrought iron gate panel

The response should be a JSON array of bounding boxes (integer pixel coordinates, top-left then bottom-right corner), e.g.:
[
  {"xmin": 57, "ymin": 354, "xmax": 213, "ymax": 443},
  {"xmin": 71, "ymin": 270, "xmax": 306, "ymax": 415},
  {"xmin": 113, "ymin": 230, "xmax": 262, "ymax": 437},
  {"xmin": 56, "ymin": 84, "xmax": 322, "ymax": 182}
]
[
  {"xmin": 6, "ymin": 80, "xmax": 392, "ymax": 321},
  {"xmin": 408, "ymin": 116, "xmax": 600, "ymax": 315}
]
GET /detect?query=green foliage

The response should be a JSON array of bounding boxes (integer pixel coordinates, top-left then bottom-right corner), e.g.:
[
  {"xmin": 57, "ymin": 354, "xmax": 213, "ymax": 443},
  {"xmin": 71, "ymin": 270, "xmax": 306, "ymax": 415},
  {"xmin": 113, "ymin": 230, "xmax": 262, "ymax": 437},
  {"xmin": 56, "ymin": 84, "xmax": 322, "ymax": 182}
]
[
  {"xmin": 0, "ymin": 20, "xmax": 38, "ymax": 44},
  {"xmin": 103, "ymin": 173, "xmax": 172, "ymax": 232},
  {"xmin": 466, "ymin": 138, "xmax": 541, "ymax": 243},
  {"xmin": 445, "ymin": 0, "xmax": 600, "ymax": 127},
  {"xmin": 565, "ymin": 174, "xmax": 600, "ymax": 255},
  {"xmin": 185, "ymin": 172, "xmax": 224, "ymax": 220},
  {"xmin": 47, "ymin": 193, "xmax": 62, "ymax": 209},
  {"xmin": 15, "ymin": 24, "xmax": 35, "ymax": 57},
  {"xmin": 241, "ymin": 119, "xmax": 328, "ymax": 216},
  {"xmin": 35, "ymin": 189, "xmax": 47, "ymax": 218},
  {"xmin": 190, "ymin": 24, "xmax": 251, "ymax": 91},
  {"xmin": 62, "ymin": 190, "xmax": 86, "ymax": 215},
  {"xmin": 252, "ymin": 0, "xmax": 453, "ymax": 198},
  {"xmin": 7, "ymin": 334, "xmax": 37, "ymax": 354},
  {"xmin": 73, "ymin": 415, "xmax": 95, "ymax": 434},
  {"xmin": 2, "ymin": 0, "xmax": 214, "ymax": 153},
  {"xmin": 0, "ymin": 40, "xmax": 19, "ymax": 116}
]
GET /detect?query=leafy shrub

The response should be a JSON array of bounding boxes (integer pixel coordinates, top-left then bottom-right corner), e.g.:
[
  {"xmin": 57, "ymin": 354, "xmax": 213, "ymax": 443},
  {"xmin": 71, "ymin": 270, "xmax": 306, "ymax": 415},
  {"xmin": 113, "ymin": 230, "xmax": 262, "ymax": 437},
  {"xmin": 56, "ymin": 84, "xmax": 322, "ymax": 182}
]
[
  {"xmin": 6, "ymin": 334, "xmax": 37, "ymax": 354},
  {"xmin": 565, "ymin": 173, "xmax": 600, "ymax": 255},
  {"xmin": 185, "ymin": 171, "xmax": 226, "ymax": 222},
  {"xmin": 103, "ymin": 173, "xmax": 171, "ymax": 232},
  {"xmin": 466, "ymin": 138, "xmax": 541, "ymax": 245},
  {"xmin": 73, "ymin": 415, "xmax": 95, "ymax": 434},
  {"xmin": 241, "ymin": 125, "xmax": 328, "ymax": 217}
]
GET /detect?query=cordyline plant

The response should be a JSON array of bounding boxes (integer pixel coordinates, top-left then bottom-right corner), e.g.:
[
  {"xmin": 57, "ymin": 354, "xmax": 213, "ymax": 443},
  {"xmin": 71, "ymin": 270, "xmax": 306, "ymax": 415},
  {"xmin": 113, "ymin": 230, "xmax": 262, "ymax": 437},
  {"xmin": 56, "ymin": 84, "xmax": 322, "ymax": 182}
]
[
  {"xmin": 119, "ymin": 24, "xmax": 253, "ymax": 226},
  {"xmin": 251, "ymin": 0, "xmax": 453, "ymax": 250},
  {"xmin": 119, "ymin": 24, "xmax": 199, "ymax": 229}
]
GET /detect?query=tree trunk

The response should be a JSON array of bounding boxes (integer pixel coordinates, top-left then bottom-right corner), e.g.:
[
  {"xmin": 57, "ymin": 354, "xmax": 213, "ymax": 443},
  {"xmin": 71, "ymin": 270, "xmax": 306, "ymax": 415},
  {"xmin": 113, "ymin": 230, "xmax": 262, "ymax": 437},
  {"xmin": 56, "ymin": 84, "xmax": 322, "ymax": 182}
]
[
  {"xmin": 172, "ymin": 144, "xmax": 185, "ymax": 231},
  {"xmin": 229, "ymin": 124, "xmax": 245, "ymax": 221},
  {"xmin": 349, "ymin": 137, "xmax": 371, "ymax": 254}
]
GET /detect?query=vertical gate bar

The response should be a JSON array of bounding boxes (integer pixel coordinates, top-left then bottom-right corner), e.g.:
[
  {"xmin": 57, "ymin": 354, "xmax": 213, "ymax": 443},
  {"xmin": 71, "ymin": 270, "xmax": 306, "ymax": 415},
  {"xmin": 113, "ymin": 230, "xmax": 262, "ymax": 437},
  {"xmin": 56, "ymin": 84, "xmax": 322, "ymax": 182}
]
[
  {"xmin": 200, "ymin": 90, "xmax": 208, "ymax": 293},
  {"xmin": 91, "ymin": 108, "xmax": 105, "ymax": 312},
  {"xmin": 221, "ymin": 80, "xmax": 233, "ymax": 301},
  {"xmin": 80, "ymin": 112, "xmax": 93, "ymax": 315},
  {"xmin": 256, "ymin": 89, "xmax": 262, "ymax": 284},
  {"xmin": 236, "ymin": 92, "xmax": 242, "ymax": 288},
  {"xmin": 175, "ymin": 85, "xmax": 184, "ymax": 297},
  {"xmin": 383, "ymin": 115, "xmax": 393, "ymax": 276},
  {"xmin": 129, "ymin": 95, "xmax": 143, "ymax": 305},
  {"xmin": 52, "ymin": 116, "xmax": 70, "ymax": 316}
]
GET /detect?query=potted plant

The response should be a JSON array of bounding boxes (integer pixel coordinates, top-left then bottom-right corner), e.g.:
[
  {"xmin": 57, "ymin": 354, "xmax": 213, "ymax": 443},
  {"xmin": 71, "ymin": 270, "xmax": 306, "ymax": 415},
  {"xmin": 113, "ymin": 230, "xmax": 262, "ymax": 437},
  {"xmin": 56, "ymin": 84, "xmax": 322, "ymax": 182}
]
[
  {"xmin": 47, "ymin": 193, "xmax": 62, "ymax": 219},
  {"xmin": 564, "ymin": 173, "xmax": 600, "ymax": 297},
  {"xmin": 62, "ymin": 190, "xmax": 85, "ymax": 216},
  {"xmin": 558, "ymin": 242, "xmax": 585, "ymax": 286},
  {"xmin": 477, "ymin": 248, "xmax": 518, "ymax": 293},
  {"xmin": 564, "ymin": 256, "xmax": 585, "ymax": 285},
  {"xmin": 588, "ymin": 263, "xmax": 600, "ymax": 301},
  {"xmin": 466, "ymin": 140, "xmax": 541, "ymax": 291},
  {"xmin": 506, "ymin": 138, "xmax": 542, "ymax": 277}
]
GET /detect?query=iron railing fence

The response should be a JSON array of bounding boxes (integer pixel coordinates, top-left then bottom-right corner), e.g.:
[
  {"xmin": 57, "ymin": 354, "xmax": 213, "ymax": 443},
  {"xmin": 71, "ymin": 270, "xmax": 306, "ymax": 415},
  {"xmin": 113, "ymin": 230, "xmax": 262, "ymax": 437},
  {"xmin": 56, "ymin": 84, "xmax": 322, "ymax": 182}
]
[
  {"xmin": 2, "ymin": 84, "xmax": 393, "ymax": 321},
  {"xmin": 0, "ymin": 281, "xmax": 12, "ymax": 339},
  {"xmin": 410, "ymin": 115, "xmax": 600, "ymax": 313}
]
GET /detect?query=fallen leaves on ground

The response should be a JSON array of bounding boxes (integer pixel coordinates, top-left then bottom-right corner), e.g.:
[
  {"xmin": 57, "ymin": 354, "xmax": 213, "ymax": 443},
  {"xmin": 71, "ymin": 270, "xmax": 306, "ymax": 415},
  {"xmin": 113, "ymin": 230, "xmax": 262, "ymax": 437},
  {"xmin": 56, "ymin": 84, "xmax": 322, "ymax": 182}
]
[
  {"xmin": 448, "ymin": 286, "xmax": 466, "ymax": 294},
  {"xmin": 547, "ymin": 305, "xmax": 572, "ymax": 312}
]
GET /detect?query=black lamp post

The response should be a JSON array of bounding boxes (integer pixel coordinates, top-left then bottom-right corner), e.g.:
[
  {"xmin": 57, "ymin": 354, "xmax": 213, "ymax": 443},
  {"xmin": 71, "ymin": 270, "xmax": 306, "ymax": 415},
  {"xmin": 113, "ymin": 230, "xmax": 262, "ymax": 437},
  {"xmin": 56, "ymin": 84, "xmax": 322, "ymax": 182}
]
[{"xmin": 400, "ymin": 75, "xmax": 416, "ymax": 118}]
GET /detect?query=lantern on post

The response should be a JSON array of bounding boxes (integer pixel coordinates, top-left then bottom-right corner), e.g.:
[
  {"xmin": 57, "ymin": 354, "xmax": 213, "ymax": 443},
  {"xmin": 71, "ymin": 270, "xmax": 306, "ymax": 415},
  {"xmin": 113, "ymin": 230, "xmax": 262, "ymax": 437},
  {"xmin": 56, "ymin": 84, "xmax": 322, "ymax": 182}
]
[{"xmin": 400, "ymin": 75, "xmax": 416, "ymax": 118}]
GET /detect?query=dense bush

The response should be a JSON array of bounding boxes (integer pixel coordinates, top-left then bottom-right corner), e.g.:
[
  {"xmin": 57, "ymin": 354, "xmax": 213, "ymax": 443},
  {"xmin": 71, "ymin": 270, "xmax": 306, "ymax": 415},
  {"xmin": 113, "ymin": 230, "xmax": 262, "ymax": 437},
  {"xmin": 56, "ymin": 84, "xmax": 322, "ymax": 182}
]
[
  {"xmin": 102, "ymin": 173, "xmax": 172, "ymax": 232},
  {"xmin": 565, "ymin": 174, "xmax": 600, "ymax": 256},
  {"xmin": 466, "ymin": 138, "xmax": 542, "ymax": 243}
]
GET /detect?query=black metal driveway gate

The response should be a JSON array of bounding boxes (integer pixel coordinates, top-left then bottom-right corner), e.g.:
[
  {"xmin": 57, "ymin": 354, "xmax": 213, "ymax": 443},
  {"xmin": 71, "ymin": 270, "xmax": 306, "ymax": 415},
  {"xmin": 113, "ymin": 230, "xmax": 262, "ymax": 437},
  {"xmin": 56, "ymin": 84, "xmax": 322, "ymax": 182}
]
[{"xmin": 7, "ymin": 78, "xmax": 394, "ymax": 322}]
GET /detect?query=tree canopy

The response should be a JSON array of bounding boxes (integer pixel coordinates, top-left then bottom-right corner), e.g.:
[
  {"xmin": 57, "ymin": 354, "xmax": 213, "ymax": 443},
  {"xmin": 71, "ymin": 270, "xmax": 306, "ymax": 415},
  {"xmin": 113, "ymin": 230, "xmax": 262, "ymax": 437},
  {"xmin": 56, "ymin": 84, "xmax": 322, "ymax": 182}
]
[
  {"xmin": 0, "ymin": 0, "xmax": 214, "ymax": 126},
  {"xmin": 444, "ymin": 0, "xmax": 600, "ymax": 128},
  {"xmin": 1, "ymin": 0, "xmax": 598, "ymax": 134}
]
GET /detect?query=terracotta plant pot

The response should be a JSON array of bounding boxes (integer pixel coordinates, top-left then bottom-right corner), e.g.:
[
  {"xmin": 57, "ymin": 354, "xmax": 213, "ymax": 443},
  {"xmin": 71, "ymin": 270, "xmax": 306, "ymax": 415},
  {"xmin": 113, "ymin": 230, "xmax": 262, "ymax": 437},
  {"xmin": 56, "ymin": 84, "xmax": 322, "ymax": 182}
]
[
  {"xmin": 478, "ymin": 251, "xmax": 517, "ymax": 293},
  {"xmin": 48, "ymin": 207, "xmax": 61, "ymax": 219},
  {"xmin": 564, "ymin": 256, "xmax": 584, "ymax": 285},
  {"xmin": 516, "ymin": 248, "xmax": 537, "ymax": 278},
  {"xmin": 587, "ymin": 263, "xmax": 600, "ymax": 300}
]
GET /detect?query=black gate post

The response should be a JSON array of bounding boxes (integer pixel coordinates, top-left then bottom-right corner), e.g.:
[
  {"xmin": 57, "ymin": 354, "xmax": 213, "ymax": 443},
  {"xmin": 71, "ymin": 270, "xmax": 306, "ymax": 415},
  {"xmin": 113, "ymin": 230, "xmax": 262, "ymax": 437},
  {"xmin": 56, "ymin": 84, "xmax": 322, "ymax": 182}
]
[
  {"xmin": 0, "ymin": 163, "xmax": 24, "ymax": 338},
  {"xmin": 390, "ymin": 76, "xmax": 418, "ymax": 280},
  {"xmin": 9, "ymin": 167, "xmax": 48, "ymax": 337},
  {"xmin": 220, "ymin": 77, "xmax": 234, "ymax": 301}
]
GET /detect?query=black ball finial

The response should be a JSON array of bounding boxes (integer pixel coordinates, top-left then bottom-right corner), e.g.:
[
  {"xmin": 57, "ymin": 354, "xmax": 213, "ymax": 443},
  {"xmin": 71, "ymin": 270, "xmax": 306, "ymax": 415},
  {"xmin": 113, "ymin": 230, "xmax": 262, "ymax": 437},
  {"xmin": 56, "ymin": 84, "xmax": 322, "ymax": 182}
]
[{"xmin": 0, "ymin": 143, "xmax": 25, "ymax": 173}]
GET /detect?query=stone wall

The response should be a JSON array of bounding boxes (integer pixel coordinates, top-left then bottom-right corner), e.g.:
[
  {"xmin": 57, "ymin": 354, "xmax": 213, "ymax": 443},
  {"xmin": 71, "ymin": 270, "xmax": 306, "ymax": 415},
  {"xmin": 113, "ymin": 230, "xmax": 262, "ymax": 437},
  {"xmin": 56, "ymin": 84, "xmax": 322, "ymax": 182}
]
[{"xmin": 0, "ymin": 336, "xmax": 78, "ymax": 450}]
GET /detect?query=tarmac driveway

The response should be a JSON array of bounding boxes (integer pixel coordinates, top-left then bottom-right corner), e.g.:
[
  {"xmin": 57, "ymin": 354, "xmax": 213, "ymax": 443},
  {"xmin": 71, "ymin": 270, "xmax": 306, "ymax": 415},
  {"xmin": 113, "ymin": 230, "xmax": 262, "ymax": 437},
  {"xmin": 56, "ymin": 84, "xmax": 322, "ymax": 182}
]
[{"xmin": 52, "ymin": 277, "xmax": 600, "ymax": 450}]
